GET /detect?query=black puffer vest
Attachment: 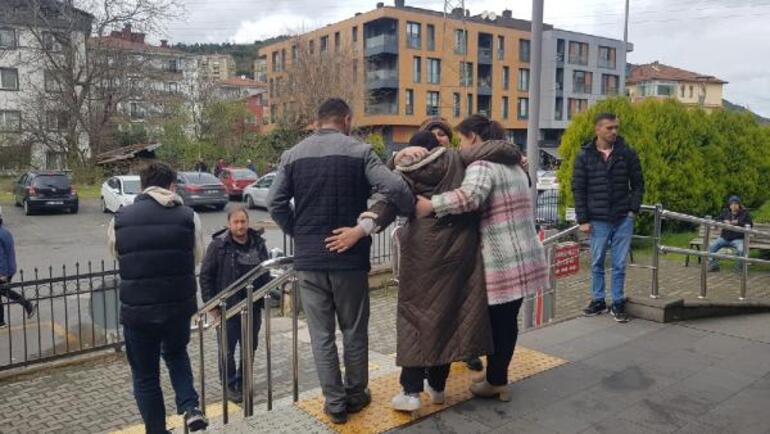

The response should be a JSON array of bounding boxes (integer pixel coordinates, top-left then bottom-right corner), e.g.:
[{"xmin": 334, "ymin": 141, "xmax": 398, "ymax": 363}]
[{"xmin": 115, "ymin": 194, "xmax": 197, "ymax": 326}]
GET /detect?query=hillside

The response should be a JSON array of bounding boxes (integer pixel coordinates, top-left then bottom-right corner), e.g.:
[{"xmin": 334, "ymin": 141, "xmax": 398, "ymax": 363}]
[
  {"xmin": 174, "ymin": 36, "xmax": 289, "ymax": 77},
  {"xmin": 723, "ymin": 99, "xmax": 770, "ymax": 125}
]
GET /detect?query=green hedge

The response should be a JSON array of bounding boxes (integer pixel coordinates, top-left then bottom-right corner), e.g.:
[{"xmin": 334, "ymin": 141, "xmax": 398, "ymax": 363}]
[{"xmin": 557, "ymin": 98, "xmax": 770, "ymax": 228}]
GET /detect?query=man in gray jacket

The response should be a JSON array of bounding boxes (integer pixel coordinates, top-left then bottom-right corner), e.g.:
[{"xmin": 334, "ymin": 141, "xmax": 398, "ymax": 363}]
[{"xmin": 268, "ymin": 98, "xmax": 414, "ymax": 424}]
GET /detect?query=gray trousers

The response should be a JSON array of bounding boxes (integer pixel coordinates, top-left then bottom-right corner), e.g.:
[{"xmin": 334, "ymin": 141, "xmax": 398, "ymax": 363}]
[{"xmin": 297, "ymin": 270, "xmax": 370, "ymax": 413}]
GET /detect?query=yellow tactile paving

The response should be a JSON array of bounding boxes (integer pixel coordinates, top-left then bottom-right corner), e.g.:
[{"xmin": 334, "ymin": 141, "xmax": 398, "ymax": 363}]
[
  {"xmin": 110, "ymin": 401, "xmax": 240, "ymax": 434},
  {"xmin": 295, "ymin": 347, "xmax": 568, "ymax": 434}
]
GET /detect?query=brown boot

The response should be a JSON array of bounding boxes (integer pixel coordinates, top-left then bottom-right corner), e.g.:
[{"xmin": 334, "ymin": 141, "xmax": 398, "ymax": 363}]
[{"xmin": 469, "ymin": 381, "xmax": 511, "ymax": 402}]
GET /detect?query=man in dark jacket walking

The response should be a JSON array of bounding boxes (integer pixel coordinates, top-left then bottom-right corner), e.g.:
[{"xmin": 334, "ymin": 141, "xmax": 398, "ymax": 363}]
[
  {"xmin": 108, "ymin": 162, "xmax": 208, "ymax": 434},
  {"xmin": 572, "ymin": 113, "xmax": 644, "ymax": 323},
  {"xmin": 708, "ymin": 195, "xmax": 753, "ymax": 272},
  {"xmin": 199, "ymin": 205, "xmax": 271, "ymax": 403},
  {"xmin": 267, "ymin": 98, "xmax": 414, "ymax": 424},
  {"xmin": 0, "ymin": 206, "xmax": 36, "ymax": 328}
]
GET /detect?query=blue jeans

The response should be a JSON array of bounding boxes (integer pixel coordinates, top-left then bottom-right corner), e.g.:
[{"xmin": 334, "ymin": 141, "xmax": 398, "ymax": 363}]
[
  {"xmin": 590, "ymin": 216, "xmax": 634, "ymax": 307},
  {"xmin": 708, "ymin": 238, "xmax": 744, "ymax": 269},
  {"xmin": 218, "ymin": 303, "xmax": 262, "ymax": 391},
  {"xmin": 124, "ymin": 319, "xmax": 199, "ymax": 434}
]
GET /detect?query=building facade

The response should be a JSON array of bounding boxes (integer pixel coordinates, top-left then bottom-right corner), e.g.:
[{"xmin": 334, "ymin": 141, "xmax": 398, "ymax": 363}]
[
  {"xmin": 199, "ymin": 54, "xmax": 236, "ymax": 82},
  {"xmin": 210, "ymin": 76, "xmax": 267, "ymax": 132},
  {"xmin": 539, "ymin": 29, "xmax": 630, "ymax": 146},
  {"xmin": 0, "ymin": 0, "xmax": 92, "ymax": 170},
  {"xmin": 627, "ymin": 61, "xmax": 726, "ymax": 111},
  {"xmin": 259, "ymin": 0, "xmax": 543, "ymax": 147}
]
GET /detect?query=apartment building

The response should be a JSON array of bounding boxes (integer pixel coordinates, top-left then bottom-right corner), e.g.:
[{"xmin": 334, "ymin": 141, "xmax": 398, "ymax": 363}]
[
  {"xmin": 627, "ymin": 61, "xmax": 726, "ymax": 111},
  {"xmin": 199, "ymin": 54, "xmax": 236, "ymax": 82},
  {"xmin": 539, "ymin": 29, "xmax": 631, "ymax": 146},
  {"xmin": 0, "ymin": 0, "xmax": 92, "ymax": 170},
  {"xmin": 210, "ymin": 76, "xmax": 267, "ymax": 132},
  {"xmin": 259, "ymin": 0, "xmax": 545, "ymax": 146}
]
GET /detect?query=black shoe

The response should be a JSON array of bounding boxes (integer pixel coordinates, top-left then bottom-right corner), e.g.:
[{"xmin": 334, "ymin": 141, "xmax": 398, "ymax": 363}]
[
  {"xmin": 347, "ymin": 389, "xmax": 372, "ymax": 414},
  {"xmin": 227, "ymin": 386, "xmax": 243, "ymax": 404},
  {"xmin": 184, "ymin": 408, "xmax": 209, "ymax": 432},
  {"xmin": 464, "ymin": 357, "xmax": 484, "ymax": 372},
  {"xmin": 583, "ymin": 300, "xmax": 607, "ymax": 317},
  {"xmin": 26, "ymin": 304, "xmax": 37, "ymax": 320},
  {"xmin": 610, "ymin": 303, "xmax": 630, "ymax": 323},
  {"xmin": 0, "ymin": 322, "xmax": 7, "ymax": 329},
  {"xmin": 324, "ymin": 407, "xmax": 348, "ymax": 424}
]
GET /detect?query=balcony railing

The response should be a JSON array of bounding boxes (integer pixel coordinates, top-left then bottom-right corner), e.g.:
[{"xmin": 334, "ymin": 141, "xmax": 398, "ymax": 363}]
[
  {"xmin": 478, "ymin": 47, "xmax": 493, "ymax": 64},
  {"xmin": 478, "ymin": 78, "xmax": 492, "ymax": 96},
  {"xmin": 365, "ymin": 102, "xmax": 398, "ymax": 115},
  {"xmin": 365, "ymin": 34, "xmax": 398, "ymax": 56},
  {"xmin": 366, "ymin": 69, "xmax": 399, "ymax": 89}
]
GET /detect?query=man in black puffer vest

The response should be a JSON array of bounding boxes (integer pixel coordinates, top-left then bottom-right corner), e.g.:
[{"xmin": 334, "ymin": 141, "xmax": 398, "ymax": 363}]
[
  {"xmin": 572, "ymin": 113, "xmax": 644, "ymax": 323},
  {"xmin": 267, "ymin": 98, "xmax": 414, "ymax": 424},
  {"xmin": 108, "ymin": 162, "xmax": 208, "ymax": 434}
]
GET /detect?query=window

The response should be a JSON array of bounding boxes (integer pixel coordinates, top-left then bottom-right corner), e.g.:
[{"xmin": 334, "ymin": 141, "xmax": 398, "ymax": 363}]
[
  {"xmin": 167, "ymin": 82, "xmax": 179, "ymax": 93},
  {"xmin": 657, "ymin": 84, "xmax": 674, "ymax": 96},
  {"xmin": 460, "ymin": 62, "xmax": 473, "ymax": 86},
  {"xmin": 556, "ymin": 38, "xmax": 565, "ymax": 62},
  {"xmin": 268, "ymin": 78, "xmax": 273, "ymax": 97},
  {"xmin": 44, "ymin": 70, "xmax": 61, "ymax": 92},
  {"xmin": 519, "ymin": 39, "xmax": 530, "ymax": 62},
  {"xmin": 568, "ymin": 98, "xmax": 588, "ymax": 119},
  {"xmin": 0, "ymin": 29, "xmax": 16, "ymax": 49},
  {"xmin": 556, "ymin": 68, "xmax": 564, "ymax": 91},
  {"xmin": 689, "ymin": 85, "xmax": 694, "ymax": 98},
  {"xmin": 454, "ymin": 29, "xmax": 467, "ymax": 54},
  {"xmin": 680, "ymin": 85, "xmax": 685, "ymax": 98},
  {"xmin": 291, "ymin": 45, "xmax": 298, "ymax": 62},
  {"xmin": 502, "ymin": 96, "xmax": 509, "ymax": 119},
  {"xmin": 412, "ymin": 56, "xmax": 421, "ymax": 83},
  {"xmin": 453, "ymin": 92, "xmax": 461, "ymax": 117},
  {"xmin": 573, "ymin": 70, "xmax": 593, "ymax": 94},
  {"xmin": 334, "ymin": 32, "xmax": 341, "ymax": 51},
  {"xmin": 352, "ymin": 26, "xmax": 358, "ymax": 43},
  {"xmin": 568, "ymin": 41, "xmax": 589, "ymax": 65},
  {"xmin": 554, "ymin": 97, "xmax": 564, "ymax": 121},
  {"xmin": 271, "ymin": 51, "xmax": 279, "ymax": 71},
  {"xmin": 497, "ymin": 36, "xmax": 505, "ymax": 60},
  {"xmin": 427, "ymin": 58, "xmax": 441, "ymax": 84},
  {"xmin": 503, "ymin": 66, "xmax": 510, "ymax": 90},
  {"xmin": 517, "ymin": 97, "xmax": 528, "ymax": 120},
  {"xmin": 352, "ymin": 60, "xmax": 358, "ymax": 82},
  {"xmin": 0, "ymin": 68, "xmax": 19, "ymax": 90},
  {"xmin": 46, "ymin": 111, "xmax": 68, "ymax": 130},
  {"xmin": 309, "ymin": 40, "xmax": 315, "ymax": 55},
  {"xmin": 407, "ymin": 22, "xmax": 421, "ymax": 49},
  {"xmin": 406, "ymin": 89, "xmax": 414, "ymax": 115},
  {"xmin": 42, "ymin": 32, "xmax": 64, "ymax": 52},
  {"xmin": 466, "ymin": 93, "xmax": 473, "ymax": 116},
  {"xmin": 426, "ymin": 91, "xmax": 440, "ymax": 116},
  {"xmin": 601, "ymin": 74, "xmax": 619, "ymax": 95},
  {"xmin": 518, "ymin": 68, "xmax": 530, "ymax": 92},
  {"xmin": 598, "ymin": 46, "xmax": 616, "ymax": 69},
  {"xmin": 427, "ymin": 24, "xmax": 435, "ymax": 50},
  {"xmin": 320, "ymin": 36, "xmax": 329, "ymax": 54},
  {"xmin": 167, "ymin": 59, "xmax": 179, "ymax": 73},
  {"xmin": 130, "ymin": 102, "xmax": 143, "ymax": 120},
  {"xmin": 0, "ymin": 110, "xmax": 21, "ymax": 132}
]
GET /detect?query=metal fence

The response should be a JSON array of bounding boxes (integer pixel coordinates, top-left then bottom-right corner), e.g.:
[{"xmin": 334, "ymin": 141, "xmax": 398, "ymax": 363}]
[{"xmin": 0, "ymin": 261, "xmax": 122, "ymax": 371}]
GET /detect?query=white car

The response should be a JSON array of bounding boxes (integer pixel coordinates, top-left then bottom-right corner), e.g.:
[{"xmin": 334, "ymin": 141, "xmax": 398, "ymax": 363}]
[
  {"xmin": 101, "ymin": 175, "xmax": 141, "ymax": 213},
  {"xmin": 243, "ymin": 172, "xmax": 276, "ymax": 209}
]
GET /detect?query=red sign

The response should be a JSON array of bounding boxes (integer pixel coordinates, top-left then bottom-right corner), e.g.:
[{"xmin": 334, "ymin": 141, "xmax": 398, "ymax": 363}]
[{"xmin": 554, "ymin": 241, "xmax": 580, "ymax": 278}]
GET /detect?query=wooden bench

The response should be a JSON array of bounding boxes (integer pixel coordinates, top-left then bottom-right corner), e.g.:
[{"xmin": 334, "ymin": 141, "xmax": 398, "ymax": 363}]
[{"xmin": 686, "ymin": 222, "xmax": 770, "ymax": 266}]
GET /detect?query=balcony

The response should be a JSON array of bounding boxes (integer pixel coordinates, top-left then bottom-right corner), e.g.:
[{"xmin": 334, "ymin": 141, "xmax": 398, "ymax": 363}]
[
  {"xmin": 478, "ymin": 47, "xmax": 493, "ymax": 65},
  {"xmin": 478, "ymin": 78, "xmax": 492, "ymax": 96},
  {"xmin": 555, "ymin": 82, "xmax": 564, "ymax": 97},
  {"xmin": 365, "ymin": 34, "xmax": 398, "ymax": 57},
  {"xmin": 366, "ymin": 69, "xmax": 399, "ymax": 89},
  {"xmin": 365, "ymin": 102, "xmax": 398, "ymax": 115}
]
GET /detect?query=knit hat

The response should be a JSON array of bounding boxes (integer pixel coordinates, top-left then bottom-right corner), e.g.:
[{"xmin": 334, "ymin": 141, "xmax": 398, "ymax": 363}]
[
  {"xmin": 418, "ymin": 117, "xmax": 453, "ymax": 141},
  {"xmin": 728, "ymin": 195, "xmax": 741, "ymax": 204},
  {"xmin": 409, "ymin": 131, "xmax": 441, "ymax": 151}
]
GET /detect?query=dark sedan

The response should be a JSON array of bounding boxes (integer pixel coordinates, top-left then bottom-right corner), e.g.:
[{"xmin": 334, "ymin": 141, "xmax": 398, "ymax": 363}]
[
  {"xmin": 14, "ymin": 171, "xmax": 79, "ymax": 215},
  {"xmin": 176, "ymin": 171, "xmax": 229, "ymax": 210}
]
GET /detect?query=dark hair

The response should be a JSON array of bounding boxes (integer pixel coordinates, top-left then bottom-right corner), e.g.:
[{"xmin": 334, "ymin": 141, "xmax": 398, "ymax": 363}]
[
  {"xmin": 317, "ymin": 98, "xmax": 352, "ymax": 123},
  {"xmin": 227, "ymin": 203, "xmax": 250, "ymax": 221},
  {"xmin": 594, "ymin": 112, "xmax": 617, "ymax": 125},
  {"xmin": 456, "ymin": 114, "xmax": 506, "ymax": 141},
  {"xmin": 409, "ymin": 130, "xmax": 440, "ymax": 151},
  {"xmin": 139, "ymin": 161, "xmax": 176, "ymax": 190}
]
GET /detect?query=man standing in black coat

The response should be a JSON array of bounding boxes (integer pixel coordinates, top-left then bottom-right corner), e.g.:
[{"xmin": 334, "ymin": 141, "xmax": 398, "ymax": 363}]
[
  {"xmin": 572, "ymin": 113, "xmax": 644, "ymax": 323},
  {"xmin": 108, "ymin": 162, "xmax": 208, "ymax": 434},
  {"xmin": 199, "ymin": 205, "xmax": 271, "ymax": 404}
]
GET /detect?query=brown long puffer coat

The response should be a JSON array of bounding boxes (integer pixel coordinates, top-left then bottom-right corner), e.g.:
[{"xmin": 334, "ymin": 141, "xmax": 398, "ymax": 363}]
[{"xmin": 370, "ymin": 142, "xmax": 521, "ymax": 367}]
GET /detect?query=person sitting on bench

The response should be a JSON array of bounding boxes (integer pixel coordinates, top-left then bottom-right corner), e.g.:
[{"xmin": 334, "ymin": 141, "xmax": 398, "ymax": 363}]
[{"xmin": 708, "ymin": 195, "xmax": 753, "ymax": 272}]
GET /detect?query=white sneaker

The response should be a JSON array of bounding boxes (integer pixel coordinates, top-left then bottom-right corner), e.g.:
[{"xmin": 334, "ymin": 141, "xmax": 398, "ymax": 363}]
[
  {"xmin": 391, "ymin": 391, "xmax": 421, "ymax": 412},
  {"xmin": 424, "ymin": 379, "xmax": 445, "ymax": 405}
]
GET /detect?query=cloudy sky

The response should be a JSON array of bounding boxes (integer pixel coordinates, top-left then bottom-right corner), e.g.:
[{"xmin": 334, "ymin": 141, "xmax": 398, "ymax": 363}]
[{"xmin": 167, "ymin": 0, "xmax": 770, "ymax": 116}]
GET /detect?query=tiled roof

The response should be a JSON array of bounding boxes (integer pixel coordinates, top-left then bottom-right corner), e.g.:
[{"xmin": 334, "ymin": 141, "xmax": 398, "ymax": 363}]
[
  {"xmin": 90, "ymin": 36, "xmax": 187, "ymax": 56},
  {"xmin": 218, "ymin": 77, "xmax": 266, "ymax": 88},
  {"xmin": 628, "ymin": 62, "xmax": 727, "ymax": 85}
]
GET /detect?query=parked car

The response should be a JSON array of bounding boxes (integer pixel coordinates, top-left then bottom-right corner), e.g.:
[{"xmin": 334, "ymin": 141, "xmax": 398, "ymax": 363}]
[
  {"xmin": 220, "ymin": 168, "xmax": 257, "ymax": 199},
  {"xmin": 14, "ymin": 171, "xmax": 79, "ymax": 215},
  {"xmin": 100, "ymin": 175, "xmax": 141, "ymax": 213},
  {"xmin": 243, "ymin": 172, "xmax": 276, "ymax": 209},
  {"xmin": 176, "ymin": 171, "xmax": 229, "ymax": 210}
]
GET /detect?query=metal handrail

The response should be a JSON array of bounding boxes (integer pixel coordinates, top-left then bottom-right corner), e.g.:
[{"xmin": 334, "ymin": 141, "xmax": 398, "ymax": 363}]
[
  {"xmin": 543, "ymin": 224, "xmax": 580, "ymax": 246},
  {"xmin": 661, "ymin": 209, "xmax": 770, "ymax": 238}
]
